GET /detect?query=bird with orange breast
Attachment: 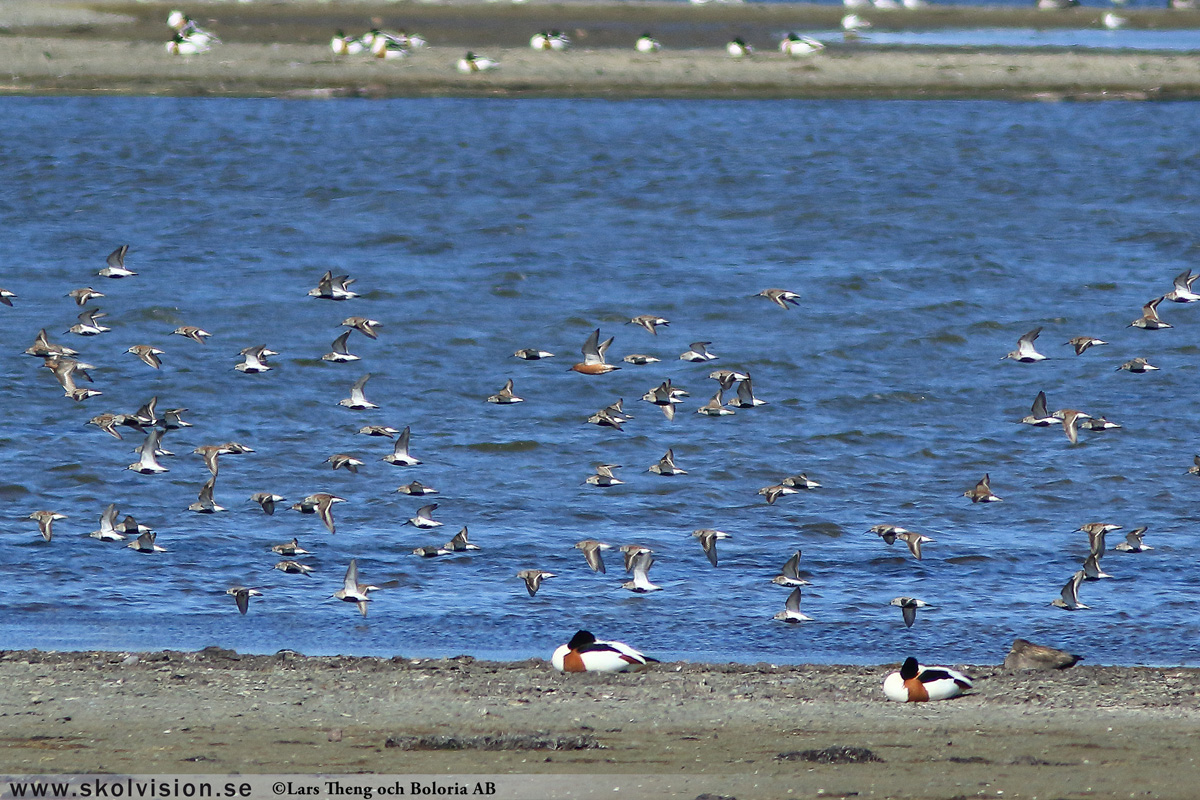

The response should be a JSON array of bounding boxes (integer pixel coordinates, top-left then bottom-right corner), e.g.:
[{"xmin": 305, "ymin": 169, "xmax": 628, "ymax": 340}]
[
  {"xmin": 551, "ymin": 630, "xmax": 657, "ymax": 673},
  {"xmin": 570, "ymin": 329, "xmax": 620, "ymax": 375},
  {"xmin": 883, "ymin": 657, "xmax": 973, "ymax": 702}
]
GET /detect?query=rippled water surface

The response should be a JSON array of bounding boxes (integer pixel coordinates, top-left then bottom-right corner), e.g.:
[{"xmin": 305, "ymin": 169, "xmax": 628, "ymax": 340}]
[{"xmin": 2, "ymin": 97, "xmax": 1199, "ymax": 666}]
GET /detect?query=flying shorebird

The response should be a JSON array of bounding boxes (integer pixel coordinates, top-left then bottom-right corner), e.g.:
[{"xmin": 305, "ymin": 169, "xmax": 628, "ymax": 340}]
[
  {"xmin": 292, "ymin": 493, "xmax": 345, "ymax": 534},
  {"xmin": 1164, "ymin": 268, "xmax": 1200, "ymax": 303},
  {"xmin": 1001, "ymin": 327, "xmax": 1048, "ymax": 363},
  {"xmin": 574, "ymin": 540, "xmax": 613, "ymax": 573},
  {"xmin": 271, "ymin": 537, "xmax": 309, "ymax": 556},
  {"xmin": 1058, "ymin": 409, "xmax": 1091, "ymax": 445},
  {"xmin": 323, "ymin": 330, "xmax": 360, "ymax": 363},
  {"xmin": 127, "ymin": 530, "xmax": 166, "ymax": 553},
  {"xmin": 782, "ymin": 474, "xmax": 821, "ymax": 490},
  {"xmin": 251, "ymin": 493, "xmax": 285, "ymax": 515},
  {"xmin": 358, "ymin": 425, "xmax": 399, "ymax": 437},
  {"xmin": 728, "ymin": 377, "xmax": 767, "ymax": 408},
  {"xmin": 172, "ymin": 325, "xmax": 211, "ymax": 343},
  {"xmin": 1052, "ymin": 570, "xmax": 1089, "ymax": 610},
  {"xmin": 642, "ymin": 378, "xmax": 684, "ymax": 420},
  {"xmin": 890, "ymin": 597, "xmax": 931, "ymax": 628},
  {"xmin": 1190, "ymin": 455, "xmax": 1200, "ymax": 476},
  {"xmin": 628, "ymin": 314, "xmax": 669, "ymax": 335},
  {"xmin": 696, "ymin": 387, "xmax": 735, "ymax": 416},
  {"xmin": 679, "ymin": 341, "xmax": 717, "ymax": 362},
  {"xmin": 585, "ymin": 464, "xmax": 624, "ymax": 487},
  {"xmin": 67, "ymin": 308, "xmax": 110, "ymax": 336},
  {"xmin": 273, "ymin": 560, "xmax": 315, "ymax": 575},
  {"xmin": 235, "ymin": 344, "xmax": 275, "ymax": 373},
  {"xmin": 25, "ymin": 329, "xmax": 78, "ymax": 358},
  {"xmin": 758, "ymin": 484, "xmax": 798, "ymax": 505},
  {"xmin": 396, "ymin": 480, "xmax": 438, "ymax": 496},
  {"xmin": 621, "ymin": 550, "xmax": 662, "ymax": 593},
  {"xmin": 513, "ymin": 347, "xmax": 554, "ymax": 360},
  {"xmin": 404, "ymin": 503, "xmax": 442, "ymax": 529},
  {"xmin": 1080, "ymin": 415, "xmax": 1121, "ymax": 431},
  {"xmin": 45, "ymin": 358, "xmax": 94, "ymax": 396},
  {"xmin": 338, "ymin": 374, "xmax": 378, "ymax": 409},
  {"xmin": 1078, "ymin": 522, "xmax": 1120, "ymax": 556},
  {"xmin": 1116, "ymin": 357, "xmax": 1158, "ymax": 373},
  {"xmin": 29, "ymin": 510, "xmax": 66, "ymax": 542},
  {"xmin": 619, "ymin": 544, "xmax": 653, "ymax": 572},
  {"xmin": 440, "ymin": 527, "xmax": 480, "ymax": 553},
  {"xmin": 648, "ymin": 448, "xmax": 686, "ymax": 475},
  {"xmin": 964, "ymin": 474, "xmax": 1002, "ymax": 503},
  {"xmin": 188, "ymin": 476, "xmax": 225, "ymax": 513},
  {"xmin": 126, "ymin": 345, "xmax": 164, "ymax": 369},
  {"xmin": 128, "ymin": 429, "xmax": 169, "ymax": 474},
  {"xmin": 870, "ymin": 523, "xmax": 907, "ymax": 545},
  {"xmin": 771, "ymin": 551, "xmax": 811, "ymax": 587},
  {"xmin": 67, "ymin": 287, "xmax": 104, "ymax": 306},
  {"xmin": 166, "ymin": 408, "xmax": 193, "ymax": 432},
  {"xmin": 1066, "ymin": 336, "xmax": 1107, "ymax": 355},
  {"xmin": 692, "ymin": 529, "xmax": 730, "ymax": 567},
  {"xmin": 1129, "ymin": 296, "xmax": 1172, "ymax": 330},
  {"xmin": 226, "ymin": 587, "xmax": 263, "ymax": 615},
  {"xmin": 308, "ymin": 270, "xmax": 358, "ymax": 300},
  {"xmin": 757, "ymin": 288, "xmax": 801, "ymax": 309},
  {"xmin": 382, "ymin": 426, "xmax": 421, "ymax": 466},
  {"xmin": 773, "ymin": 588, "xmax": 813, "ymax": 623},
  {"xmin": 98, "ymin": 245, "xmax": 136, "ymax": 278},
  {"xmin": 1082, "ymin": 552, "xmax": 1113, "ymax": 580},
  {"xmin": 570, "ymin": 328, "xmax": 619, "ymax": 375},
  {"xmin": 896, "ymin": 530, "xmax": 934, "ymax": 560},
  {"xmin": 333, "ymin": 559, "xmax": 377, "ymax": 617},
  {"xmin": 516, "ymin": 569, "xmax": 555, "ymax": 597},
  {"xmin": 327, "ymin": 453, "xmax": 365, "ymax": 473},
  {"xmin": 1019, "ymin": 390, "xmax": 1057, "ymax": 426},
  {"xmin": 1115, "ymin": 526, "xmax": 1152, "ymax": 553},
  {"xmin": 89, "ymin": 504, "xmax": 126, "ymax": 541},
  {"xmin": 623, "ymin": 353, "xmax": 660, "ymax": 365},
  {"xmin": 487, "ymin": 378, "xmax": 524, "ymax": 404},
  {"xmin": 87, "ymin": 413, "xmax": 126, "ymax": 440},
  {"xmin": 341, "ymin": 316, "xmax": 381, "ymax": 339}
]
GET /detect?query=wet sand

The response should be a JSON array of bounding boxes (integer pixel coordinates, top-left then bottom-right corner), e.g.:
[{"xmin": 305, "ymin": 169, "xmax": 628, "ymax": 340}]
[
  {"xmin": 1, "ymin": 0, "xmax": 1199, "ymax": 98},
  {"xmin": 2, "ymin": 647, "xmax": 1200, "ymax": 798}
]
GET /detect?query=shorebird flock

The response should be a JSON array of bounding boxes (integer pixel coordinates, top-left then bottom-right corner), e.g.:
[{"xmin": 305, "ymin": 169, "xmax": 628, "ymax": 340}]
[{"xmin": 5, "ymin": 240, "xmax": 1194, "ymax": 644}]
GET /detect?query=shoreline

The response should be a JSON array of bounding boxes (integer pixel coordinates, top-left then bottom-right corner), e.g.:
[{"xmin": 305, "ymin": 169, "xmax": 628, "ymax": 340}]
[
  {"xmin": 2, "ymin": 646, "xmax": 1200, "ymax": 797},
  {"xmin": 1, "ymin": 1, "xmax": 1200, "ymax": 99}
]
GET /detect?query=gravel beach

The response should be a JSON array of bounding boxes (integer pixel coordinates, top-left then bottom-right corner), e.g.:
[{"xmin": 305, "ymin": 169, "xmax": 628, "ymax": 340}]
[
  {"xmin": 1, "ymin": 0, "xmax": 1199, "ymax": 98},
  {"xmin": 2, "ymin": 647, "xmax": 1200, "ymax": 798}
]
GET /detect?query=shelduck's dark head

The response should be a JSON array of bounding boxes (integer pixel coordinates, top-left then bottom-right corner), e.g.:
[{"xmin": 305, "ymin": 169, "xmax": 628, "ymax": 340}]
[
  {"xmin": 900, "ymin": 657, "xmax": 920, "ymax": 680},
  {"xmin": 568, "ymin": 630, "xmax": 596, "ymax": 650}
]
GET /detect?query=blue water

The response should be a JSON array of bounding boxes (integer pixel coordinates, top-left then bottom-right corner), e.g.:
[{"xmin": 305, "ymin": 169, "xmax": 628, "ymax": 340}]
[
  {"xmin": 1, "ymin": 97, "xmax": 1198, "ymax": 667},
  {"xmin": 859, "ymin": 28, "xmax": 1200, "ymax": 49}
]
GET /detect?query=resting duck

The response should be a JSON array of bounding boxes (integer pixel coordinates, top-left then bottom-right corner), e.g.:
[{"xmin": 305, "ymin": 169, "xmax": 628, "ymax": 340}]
[
  {"xmin": 883, "ymin": 657, "xmax": 973, "ymax": 702},
  {"xmin": 551, "ymin": 630, "xmax": 657, "ymax": 673}
]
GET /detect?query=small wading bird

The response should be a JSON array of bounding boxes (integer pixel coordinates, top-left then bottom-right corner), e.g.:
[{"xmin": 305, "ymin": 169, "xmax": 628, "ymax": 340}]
[
  {"xmin": 890, "ymin": 597, "xmax": 931, "ymax": 628},
  {"xmin": 1001, "ymin": 327, "xmax": 1047, "ymax": 363},
  {"xmin": 571, "ymin": 329, "xmax": 619, "ymax": 375},
  {"xmin": 517, "ymin": 569, "xmax": 555, "ymax": 597},
  {"xmin": 773, "ymin": 588, "xmax": 812, "ymax": 623},
  {"xmin": 226, "ymin": 586, "xmax": 262, "ymax": 615},
  {"xmin": 964, "ymin": 474, "xmax": 1002, "ymax": 503}
]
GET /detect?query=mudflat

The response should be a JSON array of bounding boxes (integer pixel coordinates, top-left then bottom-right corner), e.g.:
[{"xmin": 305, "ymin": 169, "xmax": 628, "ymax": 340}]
[
  {"xmin": 1, "ymin": 647, "xmax": 1199, "ymax": 799},
  {"xmin": 1, "ymin": 0, "xmax": 1199, "ymax": 98}
]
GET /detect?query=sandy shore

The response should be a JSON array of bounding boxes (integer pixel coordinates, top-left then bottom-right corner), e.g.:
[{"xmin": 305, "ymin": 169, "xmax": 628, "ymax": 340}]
[
  {"xmin": 2, "ymin": 647, "xmax": 1199, "ymax": 798},
  {"xmin": 1, "ymin": 0, "xmax": 1199, "ymax": 98}
]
